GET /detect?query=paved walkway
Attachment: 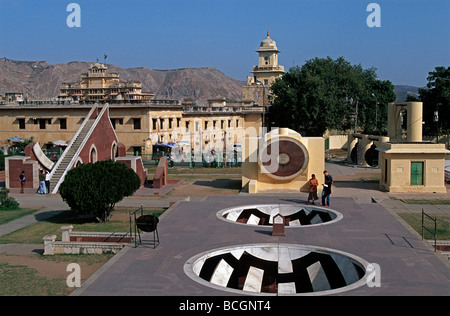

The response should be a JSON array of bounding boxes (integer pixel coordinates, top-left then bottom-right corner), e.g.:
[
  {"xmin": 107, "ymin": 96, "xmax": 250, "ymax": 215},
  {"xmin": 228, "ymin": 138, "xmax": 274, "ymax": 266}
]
[
  {"xmin": 1, "ymin": 161, "xmax": 449, "ymax": 244},
  {"xmin": 0, "ymin": 162, "xmax": 449, "ymax": 296},
  {"xmin": 75, "ymin": 195, "xmax": 449, "ymax": 296}
]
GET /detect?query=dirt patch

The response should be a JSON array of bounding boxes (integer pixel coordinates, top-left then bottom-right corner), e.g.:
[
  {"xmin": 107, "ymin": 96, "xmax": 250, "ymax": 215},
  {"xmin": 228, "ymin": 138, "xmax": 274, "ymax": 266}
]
[{"xmin": 0, "ymin": 253, "xmax": 107, "ymax": 280}]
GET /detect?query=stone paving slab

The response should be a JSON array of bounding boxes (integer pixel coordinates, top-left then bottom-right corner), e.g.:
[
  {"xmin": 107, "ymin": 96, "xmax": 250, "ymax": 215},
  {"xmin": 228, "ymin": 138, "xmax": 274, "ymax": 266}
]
[
  {"xmin": 1, "ymin": 161, "xmax": 449, "ymax": 296},
  {"xmin": 74, "ymin": 195, "xmax": 449, "ymax": 296}
]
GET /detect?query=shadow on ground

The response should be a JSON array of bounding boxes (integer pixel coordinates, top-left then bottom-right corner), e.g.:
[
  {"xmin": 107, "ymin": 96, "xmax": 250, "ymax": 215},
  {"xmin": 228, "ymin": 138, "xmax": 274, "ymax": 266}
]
[{"xmin": 193, "ymin": 179, "xmax": 242, "ymax": 190}]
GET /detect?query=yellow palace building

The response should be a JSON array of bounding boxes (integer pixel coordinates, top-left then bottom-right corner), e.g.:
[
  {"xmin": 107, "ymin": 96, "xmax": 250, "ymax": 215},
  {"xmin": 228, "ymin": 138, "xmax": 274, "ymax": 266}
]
[{"xmin": 0, "ymin": 33, "xmax": 284, "ymax": 159}]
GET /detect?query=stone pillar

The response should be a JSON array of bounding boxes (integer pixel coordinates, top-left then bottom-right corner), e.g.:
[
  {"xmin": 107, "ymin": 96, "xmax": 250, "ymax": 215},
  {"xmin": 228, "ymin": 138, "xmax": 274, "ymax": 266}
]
[
  {"xmin": 387, "ymin": 103, "xmax": 402, "ymax": 141},
  {"xmin": 407, "ymin": 102, "xmax": 423, "ymax": 142},
  {"xmin": 358, "ymin": 135, "xmax": 371, "ymax": 166},
  {"xmin": 347, "ymin": 133, "xmax": 357, "ymax": 163},
  {"xmin": 43, "ymin": 235, "xmax": 56, "ymax": 255},
  {"xmin": 61, "ymin": 225, "xmax": 73, "ymax": 242},
  {"xmin": 377, "ymin": 137, "xmax": 389, "ymax": 169}
]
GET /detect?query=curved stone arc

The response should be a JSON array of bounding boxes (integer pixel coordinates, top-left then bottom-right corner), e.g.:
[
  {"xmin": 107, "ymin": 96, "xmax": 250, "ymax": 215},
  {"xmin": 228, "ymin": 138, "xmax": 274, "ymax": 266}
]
[
  {"xmin": 32, "ymin": 142, "xmax": 55, "ymax": 170},
  {"xmin": 217, "ymin": 204, "xmax": 343, "ymax": 228},
  {"xmin": 184, "ymin": 243, "xmax": 371, "ymax": 296}
]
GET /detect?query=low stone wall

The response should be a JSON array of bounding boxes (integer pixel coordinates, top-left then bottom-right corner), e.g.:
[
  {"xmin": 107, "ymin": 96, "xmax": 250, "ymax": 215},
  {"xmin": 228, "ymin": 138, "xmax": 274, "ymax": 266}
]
[
  {"xmin": 43, "ymin": 225, "xmax": 130, "ymax": 255},
  {"xmin": 427, "ymin": 240, "xmax": 450, "ymax": 260}
]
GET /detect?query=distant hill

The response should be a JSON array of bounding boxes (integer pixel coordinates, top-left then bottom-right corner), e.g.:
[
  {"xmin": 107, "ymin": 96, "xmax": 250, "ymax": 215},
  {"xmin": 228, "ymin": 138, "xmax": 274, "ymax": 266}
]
[
  {"xmin": 394, "ymin": 85, "xmax": 421, "ymax": 102},
  {"xmin": 0, "ymin": 58, "xmax": 244, "ymax": 104},
  {"xmin": 0, "ymin": 58, "xmax": 421, "ymax": 104}
]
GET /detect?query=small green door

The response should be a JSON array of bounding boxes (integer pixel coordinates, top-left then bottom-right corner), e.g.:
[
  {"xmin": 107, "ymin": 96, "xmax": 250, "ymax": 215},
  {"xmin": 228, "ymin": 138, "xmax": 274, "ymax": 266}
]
[{"xmin": 410, "ymin": 162, "xmax": 424, "ymax": 185}]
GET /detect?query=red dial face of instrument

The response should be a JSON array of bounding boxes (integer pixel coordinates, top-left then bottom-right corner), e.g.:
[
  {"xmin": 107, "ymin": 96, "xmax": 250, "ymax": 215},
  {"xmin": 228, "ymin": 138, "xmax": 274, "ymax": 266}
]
[{"xmin": 260, "ymin": 139, "xmax": 306, "ymax": 178}]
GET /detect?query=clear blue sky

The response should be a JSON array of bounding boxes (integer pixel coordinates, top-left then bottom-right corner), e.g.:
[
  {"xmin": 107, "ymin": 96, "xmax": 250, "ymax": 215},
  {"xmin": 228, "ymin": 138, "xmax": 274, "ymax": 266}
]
[{"xmin": 0, "ymin": 0, "xmax": 449, "ymax": 87}]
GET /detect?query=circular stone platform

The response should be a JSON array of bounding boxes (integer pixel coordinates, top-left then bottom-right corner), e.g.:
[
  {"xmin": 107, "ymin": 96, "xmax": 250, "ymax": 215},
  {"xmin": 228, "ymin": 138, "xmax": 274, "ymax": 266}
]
[
  {"xmin": 217, "ymin": 204, "xmax": 343, "ymax": 227},
  {"xmin": 184, "ymin": 243, "xmax": 370, "ymax": 295}
]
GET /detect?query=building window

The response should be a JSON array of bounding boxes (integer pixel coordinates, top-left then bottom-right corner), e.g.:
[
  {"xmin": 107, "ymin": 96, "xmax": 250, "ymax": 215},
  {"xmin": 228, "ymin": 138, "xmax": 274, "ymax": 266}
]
[
  {"xmin": 60, "ymin": 118, "xmax": 67, "ymax": 130},
  {"xmin": 169, "ymin": 118, "xmax": 173, "ymax": 129},
  {"xmin": 39, "ymin": 119, "xmax": 51, "ymax": 130},
  {"xmin": 90, "ymin": 147, "xmax": 97, "ymax": 163},
  {"xmin": 111, "ymin": 143, "xmax": 118, "ymax": 159},
  {"xmin": 133, "ymin": 146, "xmax": 142, "ymax": 156},
  {"xmin": 152, "ymin": 118, "xmax": 158, "ymax": 130},
  {"xmin": 110, "ymin": 118, "xmax": 123, "ymax": 130},
  {"xmin": 18, "ymin": 118, "xmax": 25, "ymax": 129},
  {"xmin": 177, "ymin": 118, "xmax": 181, "ymax": 128},
  {"xmin": 133, "ymin": 118, "xmax": 141, "ymax": 130}
]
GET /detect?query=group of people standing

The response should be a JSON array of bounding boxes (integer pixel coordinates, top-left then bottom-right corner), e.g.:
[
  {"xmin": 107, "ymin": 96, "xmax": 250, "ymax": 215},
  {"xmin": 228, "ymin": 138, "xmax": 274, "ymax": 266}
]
[
  {"xmin": 306, "ymin": 170, "xmax": 333, "ymax": 206},
  {"xmin": 18, "ymin": 170, "xmax": 50, "ymax": 194}
]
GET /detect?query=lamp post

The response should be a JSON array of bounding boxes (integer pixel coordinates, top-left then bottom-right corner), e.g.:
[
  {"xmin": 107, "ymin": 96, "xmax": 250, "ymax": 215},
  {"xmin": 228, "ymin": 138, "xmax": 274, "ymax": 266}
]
[
  {"xmin": 433, "ymin": 103, "xmax": 440, "ymax": 143},
  {"xmin": 354, "ymin": 98, "xmax": 359, "ymax": 133},
  {"xmin": 371, "ymin": 93, "xmax": 378, "ymax": 132}
]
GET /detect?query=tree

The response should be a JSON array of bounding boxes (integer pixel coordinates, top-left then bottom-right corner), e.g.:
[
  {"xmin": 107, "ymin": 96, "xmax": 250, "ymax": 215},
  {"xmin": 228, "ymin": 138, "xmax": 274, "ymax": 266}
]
[
  {"xmin": 418, "ymin": 66, "xmax": 450, "ymax": 136},
  {"xmin": 59, "ymin": 160, "xmax": 141, "ymax": 222},
  {"xmin": 269, "ymin": 57, "xmax": 396, "ymax": 136}
]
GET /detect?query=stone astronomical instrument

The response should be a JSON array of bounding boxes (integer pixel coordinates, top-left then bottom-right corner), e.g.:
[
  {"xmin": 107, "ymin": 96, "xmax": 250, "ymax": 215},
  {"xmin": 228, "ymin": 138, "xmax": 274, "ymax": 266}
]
[
  {"xmin": 135, "ymin": 214, "xmax": 160, "ymax": 248},
  {"xmin": 259, "ymin": 136, "xmax": 309, "ymax": 181},
  {"xmin": 184, "ymin": 243, "xmax": 370, "ymax": 295},
  {"xmin": 242, "ymin": 128, "xmax": 324, "ymax": 193},
  {"xmin": 136, "ymin": 215, "xmax": 159, "ymax": 232},
  {"xmin": 217, "ymin": 204, "xmax": 343, "ymax": 227}
]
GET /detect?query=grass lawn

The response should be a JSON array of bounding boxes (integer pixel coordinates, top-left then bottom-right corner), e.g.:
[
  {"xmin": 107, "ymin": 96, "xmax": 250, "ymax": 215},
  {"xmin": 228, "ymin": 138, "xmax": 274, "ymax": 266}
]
[
  {"xmin": 0, "ymin": 261, "xmax": 72, "ymax": 296},
  {"xmin": 398, "ymin": 213, "xmax": 450, "ymax": 240},
  {"xmin": 0, "ymin": 207, "xmax": 164, "ymax": 295},
  {"xmin": 0, "ymin": 208, "xmax": 40, "ymax": 225},
  {"xmin": 389, "ymin": 196, "xmax": 450, "ymax": 205},
  {"xmin": 0, "ymin": 208, "xmax": 166, "ymax": 244}
]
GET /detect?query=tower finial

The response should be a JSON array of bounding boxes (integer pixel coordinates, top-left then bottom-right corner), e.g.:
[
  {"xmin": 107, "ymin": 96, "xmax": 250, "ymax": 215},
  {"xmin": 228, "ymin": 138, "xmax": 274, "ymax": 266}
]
[{"xmin": 267, "ymin": 29, "xmax": 270, "ymax": 37}]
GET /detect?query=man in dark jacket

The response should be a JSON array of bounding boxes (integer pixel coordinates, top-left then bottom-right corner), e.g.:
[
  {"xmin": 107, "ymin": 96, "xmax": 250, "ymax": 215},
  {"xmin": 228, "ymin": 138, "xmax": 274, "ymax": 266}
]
[{"xmin": 321, "ymin": 170, "xmax": 333, "ymax": 206}]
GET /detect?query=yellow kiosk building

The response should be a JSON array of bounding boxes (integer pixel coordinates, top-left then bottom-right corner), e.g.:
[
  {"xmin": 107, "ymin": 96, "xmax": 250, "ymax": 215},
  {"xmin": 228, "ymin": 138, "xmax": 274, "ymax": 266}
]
[{"xmin": 376, "ymin": 102, "xmax": 449, "ymax": 193}]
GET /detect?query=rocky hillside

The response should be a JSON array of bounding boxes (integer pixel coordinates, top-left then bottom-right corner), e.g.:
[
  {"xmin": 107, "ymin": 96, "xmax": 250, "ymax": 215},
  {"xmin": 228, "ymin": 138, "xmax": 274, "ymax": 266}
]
[
  {"xmin": 0, "ymin": 58, "xmax": 244, "ymax": 104},
  {"xmin": 393, "ymin": 85, "xmax": 421, "ymax": 102},
  {"xmin": 0, "ymin": 58, "xmax": 420, "ymax": 103}
]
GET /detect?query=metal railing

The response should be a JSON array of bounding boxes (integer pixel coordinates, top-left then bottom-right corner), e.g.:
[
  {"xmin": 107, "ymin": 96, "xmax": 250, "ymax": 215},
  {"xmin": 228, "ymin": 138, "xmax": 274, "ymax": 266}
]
[
  {"xmin": 129, "ymin": 204, "xmax": 144, "ymax": 248},
  {"xmin": 422, "ymin": 209, "xmax": 437, "ymax": 252}
]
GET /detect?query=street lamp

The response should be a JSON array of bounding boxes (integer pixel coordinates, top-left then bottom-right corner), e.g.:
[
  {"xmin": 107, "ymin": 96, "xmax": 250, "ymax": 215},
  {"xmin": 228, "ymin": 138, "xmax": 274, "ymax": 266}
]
[
  {"xmin": 434, "ymin": 103, "xmax": 440, "ymax": 143},
  {"xmin": 371, "ymin": 93, "xmax": 378, "ymax": 131}
]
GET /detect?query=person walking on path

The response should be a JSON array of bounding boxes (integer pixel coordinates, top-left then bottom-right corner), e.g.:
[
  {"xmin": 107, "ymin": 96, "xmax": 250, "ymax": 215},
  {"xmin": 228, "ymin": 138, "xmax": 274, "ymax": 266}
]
[
  {"xmin": 321, "ymin": 170, "xmax": 333, "ymax": 206},
  {"xmin": 306, "ymin": 174, "xmax": 319, "ymax": 205},
  {"xmin": 38, "ymin": 170, "xmax": 46, "ymax": 194},
  {"xmin": 19, "ymin": 170, "xmax": 26, "ymax": 193},
  {"xmin": 45, "ymin": 171, "xmax": 51, "ymax": 194}
]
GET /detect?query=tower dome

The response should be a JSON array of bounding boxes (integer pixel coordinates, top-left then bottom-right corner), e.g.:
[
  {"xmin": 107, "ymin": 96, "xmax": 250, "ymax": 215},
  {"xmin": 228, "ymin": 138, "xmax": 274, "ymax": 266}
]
[{"xmin": 258, "ymin": 30, "xmax": 278, "ymax": 51}]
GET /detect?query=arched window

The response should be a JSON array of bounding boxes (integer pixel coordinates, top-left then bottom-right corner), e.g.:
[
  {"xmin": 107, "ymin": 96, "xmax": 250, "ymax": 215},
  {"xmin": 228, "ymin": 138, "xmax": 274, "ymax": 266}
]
[
  {"xmin": 90, "ymin": 146, "xmax": 97, "ymax": 163},
  {"xmin": 111, "ymin": 143, "xmax": 118, "ymax": 159}
]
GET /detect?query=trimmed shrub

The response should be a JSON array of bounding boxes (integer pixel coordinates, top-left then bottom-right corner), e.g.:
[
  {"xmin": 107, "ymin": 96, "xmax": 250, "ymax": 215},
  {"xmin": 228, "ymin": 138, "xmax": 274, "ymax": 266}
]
[{"xmin": 59, "ymin": 160, "xmax": 141, "ymax": 222}]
